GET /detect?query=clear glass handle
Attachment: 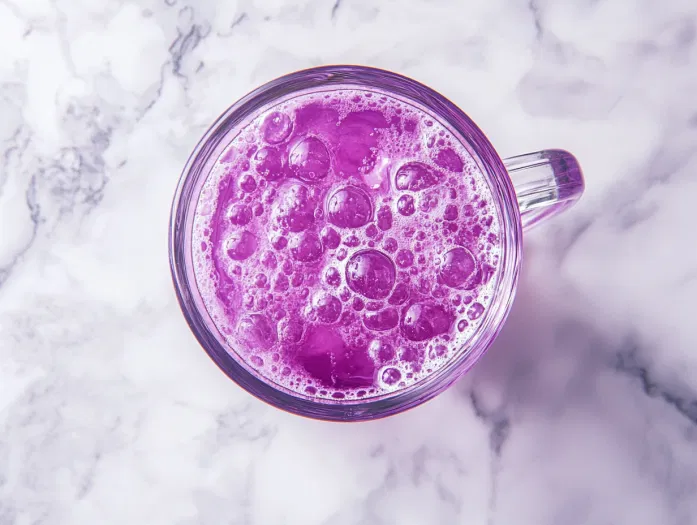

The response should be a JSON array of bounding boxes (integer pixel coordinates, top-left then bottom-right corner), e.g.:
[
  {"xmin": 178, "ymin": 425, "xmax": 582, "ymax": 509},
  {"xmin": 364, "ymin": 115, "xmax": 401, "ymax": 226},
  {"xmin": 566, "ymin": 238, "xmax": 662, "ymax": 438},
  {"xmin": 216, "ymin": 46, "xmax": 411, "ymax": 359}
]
[{"xmin": 503, "ymin": 149, "xmax": 585, "ymax": 230}]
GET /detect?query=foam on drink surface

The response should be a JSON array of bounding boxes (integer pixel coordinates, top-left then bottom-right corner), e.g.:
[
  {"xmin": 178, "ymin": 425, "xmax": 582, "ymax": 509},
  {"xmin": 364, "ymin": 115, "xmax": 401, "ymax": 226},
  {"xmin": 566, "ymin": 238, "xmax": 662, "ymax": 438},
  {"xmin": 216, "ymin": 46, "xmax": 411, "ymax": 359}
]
[{"xmin": 192, "ymin": 88, "xmax": 502, "ymax": 402}]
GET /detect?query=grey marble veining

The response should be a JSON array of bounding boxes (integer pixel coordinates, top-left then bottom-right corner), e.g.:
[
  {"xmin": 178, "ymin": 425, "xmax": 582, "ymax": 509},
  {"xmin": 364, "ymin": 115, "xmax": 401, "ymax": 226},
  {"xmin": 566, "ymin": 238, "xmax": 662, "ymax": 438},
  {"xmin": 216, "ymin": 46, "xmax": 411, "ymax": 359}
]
[{"xmin": 1, "ymin": 0, "xmax": 696, "ymax": 524}]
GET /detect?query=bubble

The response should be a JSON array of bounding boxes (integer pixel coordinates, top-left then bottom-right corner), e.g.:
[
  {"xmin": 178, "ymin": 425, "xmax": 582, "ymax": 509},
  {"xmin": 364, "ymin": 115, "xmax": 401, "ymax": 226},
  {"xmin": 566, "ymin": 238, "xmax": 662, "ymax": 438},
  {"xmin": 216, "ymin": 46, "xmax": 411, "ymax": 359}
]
[
  {"xmin": 321, "ymin": 226, "xmax": 341, "ymax": 250},
  {"xmin": 238, "ymin": 314, "xmax": 277, "ymax": 348},
  {"xmin": 419, "ymin": 192, "xmax": 439, "ymax": 213},
  {"xmin": 255, "ymin": 297, "xmax": 268, "ymax": 310},
  {"xmin": 399, "ymin": 345, "xmax": 421, "ymax": 363},
  {"xmin": 377, "ymin": 206, "xmax": 393, "ymax": 230},
  {"xmin": 467, "ymin": 302, "xmax": 485, "ymax": 320},
  {"xmin": 343, "ymin": 234, "xmax": 360, "ymax": 247},
  {"xmin": 433, "ymin": 344, "xmax": 447, "ymax": 357},
  {"xmin": 324, "ymin": 266, "xmax": 341, "ymax": 287},
  {"xmin": 369, "ymin": 339, "xmax": 395, "ymax": 361},
  {"xmin": 321, "ymin": 226, "xmax": 341, "ymax": 249},
  {"xmin": 395, "ymin": 249, "xmax": 414, "ymax": 268},
  {"xmin": 433, "ymin": 147, "xmax": 464, "ymax": 172},
  {"xmin": 383, "ymin": 237, "xmax": 398, "ymax": 253},
  {"xmin": 273, "ymin": 183, "xmax": 315, "ymax": 232},
  {"xmin": 438, "ymin": 247, "xmax": 477, "ymax": 288},
  {"xmin": 225, "ymin": 231, "xmax": 257, "ymax": 260},
  {"xmin": 290, "ymin": 231, "xmax": 324, "ymax": 262},
  {"xmin": 380, "ymin": 367, "xmax": 402, "ymax": 386},
  {"xmin": 297, "ymin": 325, "xmax": 375, "ymax": 388},
  {"xmin": 363, "ymin": 308, "xmax": 399, "ymax": 331},
  {"xmin": 263, "ymin": 187, "xmax": 277, "ymax": 204},
  {"xmin": 313, "ymin": 293, "xmax": 342, "ymax": 323},
  {"xmin": 279, "ymin": 317, "xmax": 304, "ymax": 343},
  {"xmin": 267, "ymin": 234, "xmax": 285, "ymax": 252},
  {"xmin": 345, "ymin": 249, "xmax": 396, "ymax": 300},
  {"xmin": 289, "ymin": 136, "xmax": 330, "ymax": 183},
  {"xmin": 254, "ymin": 146, "xmax": 285, "ymax": 180},
  {"xmin": 400, "ymin": 302, "xmax": 454, "ymax": 342},
  {"xmin": 262, "ymin": 111, "xmax": 293, "ymax": 144},
  {"xmin": 395, "ymin": 162, "xmax": 439, "ymax": 191},
  {"xmin": 291, "ymin": 273, "xmax": 304, "ymax": 287},
  {"xmin": 443, "ymin": 204, "xmax": 458, "ymax": 221},
  {"xmin": 327, "ymin": 186, "xmax": 372, "ymax": 228},
  {"xmin": 227, "ymin": 203, "xmax": 252, "ymax": 226},
  {"xmin": 457, "ymin": 319, "xmax": 468, "ymax": 332},
  {"xmin": 397, "ymin": 194, "xmax": 415, "ymax": 216},
  {"xmin": 250, "ymin": 355, "xmax": 264, "ymax": 367},
  {"xmin": 261, "ymin": 251, "xmax": 277, "ymax": 268},
  {"xmin": 239, "ymin": 175, "xmax": 257, "ymax": 193},
  {"xmin": 274, "ymin": 274, "xmax": 289, "ymax": 292}
]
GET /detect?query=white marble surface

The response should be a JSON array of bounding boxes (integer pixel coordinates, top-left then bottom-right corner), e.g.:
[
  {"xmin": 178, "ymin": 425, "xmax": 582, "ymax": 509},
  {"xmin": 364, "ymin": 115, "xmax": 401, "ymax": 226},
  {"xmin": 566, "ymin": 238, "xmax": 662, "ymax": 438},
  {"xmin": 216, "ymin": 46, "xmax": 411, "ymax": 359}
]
[{"xmin": 1, "ymin": 0, "xmax": 697, "ymax": 523}]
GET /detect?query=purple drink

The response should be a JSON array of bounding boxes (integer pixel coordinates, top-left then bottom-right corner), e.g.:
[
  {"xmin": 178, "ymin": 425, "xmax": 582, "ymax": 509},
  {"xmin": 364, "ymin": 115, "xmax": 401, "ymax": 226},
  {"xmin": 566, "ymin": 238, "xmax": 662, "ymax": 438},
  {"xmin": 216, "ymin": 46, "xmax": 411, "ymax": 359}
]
[{"xmin": 191, "ymin": 88, "xmax": 502, "ymax": 402}]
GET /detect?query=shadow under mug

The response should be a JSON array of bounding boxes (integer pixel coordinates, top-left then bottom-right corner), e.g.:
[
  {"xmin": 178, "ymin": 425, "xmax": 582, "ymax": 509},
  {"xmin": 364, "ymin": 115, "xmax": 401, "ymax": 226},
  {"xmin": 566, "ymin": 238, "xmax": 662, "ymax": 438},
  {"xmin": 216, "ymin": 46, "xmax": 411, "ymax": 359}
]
[{"xmin": 169, "ymin": 65, "xmax": 584, "ymax": 421}]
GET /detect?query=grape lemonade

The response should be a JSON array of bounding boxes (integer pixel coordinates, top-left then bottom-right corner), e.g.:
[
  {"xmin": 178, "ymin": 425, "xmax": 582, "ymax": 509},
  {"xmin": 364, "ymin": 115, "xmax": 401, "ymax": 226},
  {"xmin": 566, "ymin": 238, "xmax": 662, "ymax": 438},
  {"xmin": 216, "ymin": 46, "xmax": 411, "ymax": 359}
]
[{"xmin": 192, "ymin": 88, "xmax": 502, "ymax": 402}]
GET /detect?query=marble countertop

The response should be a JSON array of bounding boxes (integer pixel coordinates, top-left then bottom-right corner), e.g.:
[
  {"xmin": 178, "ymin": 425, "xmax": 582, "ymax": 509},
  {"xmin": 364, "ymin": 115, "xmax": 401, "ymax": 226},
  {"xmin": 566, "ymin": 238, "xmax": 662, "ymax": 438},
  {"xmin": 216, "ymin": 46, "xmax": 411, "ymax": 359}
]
[{"xmin": 2, "ymin": 0, "xmax": 696, "ymax": 524}]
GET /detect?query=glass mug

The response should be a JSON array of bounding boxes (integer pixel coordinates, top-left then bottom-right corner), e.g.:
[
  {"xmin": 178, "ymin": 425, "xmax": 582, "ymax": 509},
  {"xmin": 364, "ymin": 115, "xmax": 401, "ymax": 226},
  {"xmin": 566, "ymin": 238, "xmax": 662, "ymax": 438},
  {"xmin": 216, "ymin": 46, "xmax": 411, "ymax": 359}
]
[{"xmin": 169, "ymin": 66, "xmax": 584, "ymax": 421}]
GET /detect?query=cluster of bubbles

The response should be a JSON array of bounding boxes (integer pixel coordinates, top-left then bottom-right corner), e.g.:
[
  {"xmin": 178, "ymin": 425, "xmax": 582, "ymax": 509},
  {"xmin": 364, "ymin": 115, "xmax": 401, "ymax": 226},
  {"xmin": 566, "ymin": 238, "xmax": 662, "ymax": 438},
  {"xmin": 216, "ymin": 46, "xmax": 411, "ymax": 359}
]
[{"xmin": 192, "ymin": 88, "xmax": 501, "ymax": 402}]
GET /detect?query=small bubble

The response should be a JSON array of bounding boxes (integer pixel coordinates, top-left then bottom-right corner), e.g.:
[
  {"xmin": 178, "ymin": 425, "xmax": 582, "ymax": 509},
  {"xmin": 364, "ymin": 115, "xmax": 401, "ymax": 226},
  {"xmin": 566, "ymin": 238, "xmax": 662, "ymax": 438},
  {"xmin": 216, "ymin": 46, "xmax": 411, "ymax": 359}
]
[
  {"xmin": 263, "ymin": 111, "xmax": 293, "ymax": 144},
  {"xmin": 228, "ymin": 203, "xmax": 252, "ymax": 226},
  {"xmin": 344, "ymin": 235, "xmax": 360, "ymax": 247},
  {"xmin": 444, "ymin": 204, "xmax": 458, "ymax": 221},
  {"xmin": 271, "ymin": 235, "xmax": 288, "ymax": 250},
  {"xmin": 274, "ymin": 274, "xmax": 289, "ymax": 292},
  {"xmin": 383, "ymin": 237, "xmax": 398, "ymax": 253},
  {"xmin": 261, "ymin": 251, "xmax": 277, "ymax": 268},
  {"xmin": 325, "ymin": 266, "xmax": 341, "ymax": 287},
  {"xmin": 467, "ymin": 302, "xmax": 485, "ymax": 320},
  {"xmin": 377, "ymin": 206, "xmax": 393, "ymax": 230},
  {"xmin": 250, "ymin": 355, "xmax": 264, "ymax": 367},
  {"xmin": 291, "ymin": 273, "xmax": 304, "ymax": 287},
  {"xmin": 380, "ymin": 367, "xmax": 402, "ymax": 386},
  {"xmin": 396, "ymin": 249, "xmax": 414, "ymax": 268},
  {"xmin": 254, "ymin": 273, "xmax": 268, "ymax": 288},
  {"xmin": 397, "ymin": 194, "xmax": 415, "ymax": 216},
  {"xmin": 239, "ymin": 174, "xmax": 257, "ymax": 193}
]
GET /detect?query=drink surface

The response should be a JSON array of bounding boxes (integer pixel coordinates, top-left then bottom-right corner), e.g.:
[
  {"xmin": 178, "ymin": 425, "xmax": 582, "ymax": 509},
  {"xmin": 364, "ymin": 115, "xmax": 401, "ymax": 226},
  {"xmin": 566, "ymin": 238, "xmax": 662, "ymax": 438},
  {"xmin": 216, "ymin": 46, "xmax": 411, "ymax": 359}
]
[{"xmin": 192, "ymin": 87, "xmax": 502, "ymax": 402}]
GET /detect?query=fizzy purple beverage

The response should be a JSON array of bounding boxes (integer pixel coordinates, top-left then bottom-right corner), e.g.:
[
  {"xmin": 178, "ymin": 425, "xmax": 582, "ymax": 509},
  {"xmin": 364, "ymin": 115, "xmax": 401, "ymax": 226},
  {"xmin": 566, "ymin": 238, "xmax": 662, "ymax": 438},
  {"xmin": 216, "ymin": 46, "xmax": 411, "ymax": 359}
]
[{"xmin": 192, "ymin": 88, "xmax": 501, "ymax": 401}]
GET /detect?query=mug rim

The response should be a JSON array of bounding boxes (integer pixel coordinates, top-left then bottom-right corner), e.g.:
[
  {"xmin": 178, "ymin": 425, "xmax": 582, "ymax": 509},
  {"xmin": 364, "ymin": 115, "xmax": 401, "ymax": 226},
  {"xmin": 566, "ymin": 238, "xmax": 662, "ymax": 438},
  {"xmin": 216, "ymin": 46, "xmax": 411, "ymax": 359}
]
[{"xmin": 169, "ymin": 65, "xmax": 522, "ymax": 421}]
